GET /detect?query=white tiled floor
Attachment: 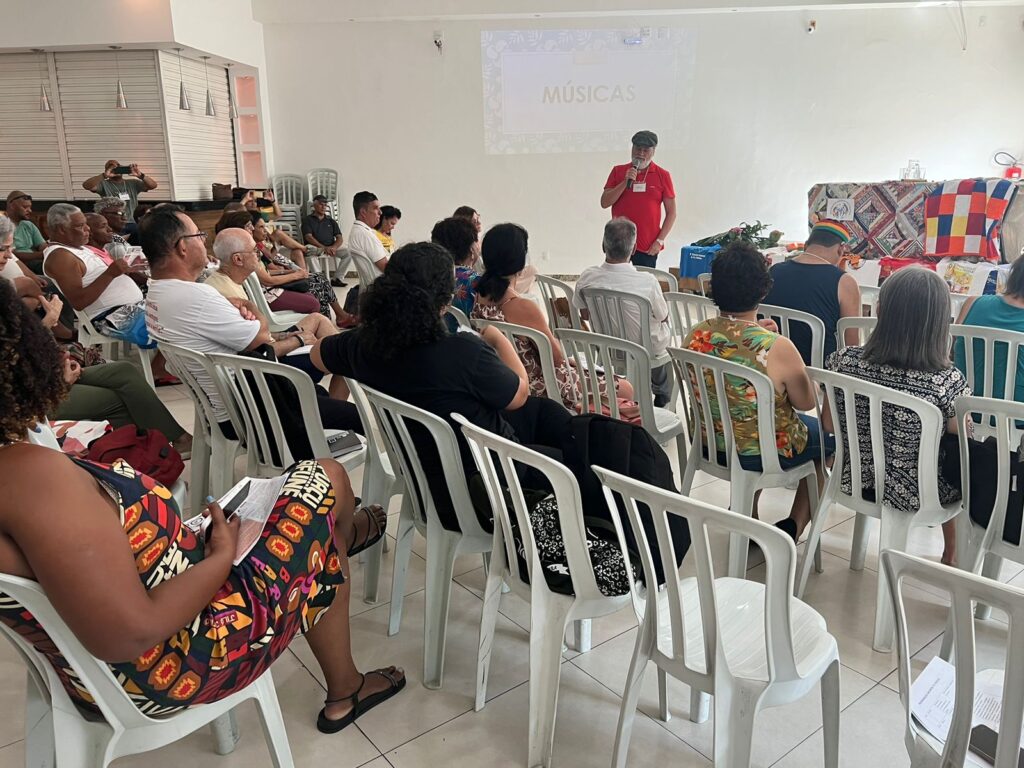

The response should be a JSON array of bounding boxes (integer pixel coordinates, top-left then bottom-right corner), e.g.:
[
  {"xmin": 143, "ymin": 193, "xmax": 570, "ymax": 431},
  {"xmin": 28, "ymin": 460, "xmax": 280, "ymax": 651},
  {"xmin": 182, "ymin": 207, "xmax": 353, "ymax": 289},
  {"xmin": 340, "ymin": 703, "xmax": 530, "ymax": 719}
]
[{"xmin": 0, "ymin": 378, "xmax": 1013, "ymax": 768}]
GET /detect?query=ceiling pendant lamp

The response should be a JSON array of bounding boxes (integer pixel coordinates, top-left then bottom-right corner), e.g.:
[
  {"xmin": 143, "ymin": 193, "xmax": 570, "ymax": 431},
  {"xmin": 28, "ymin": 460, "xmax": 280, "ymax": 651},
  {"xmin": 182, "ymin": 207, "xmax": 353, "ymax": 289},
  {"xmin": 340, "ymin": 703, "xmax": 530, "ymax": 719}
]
[
  {"xmin": 32, "ymin": 49, "xmax": 52, "ymax": 112},
  {"xmin": 201, "ymin": 55, "xmax": 216, "ymax": 117},
  {"xmin": 110, "ymin": 46, "xmax": 127, "ymax": 109},
  {"xmin": 225, "ymin": 62, "xmax": 238, "ymax": 120},
  {"xmin": 175, "ymin": 48, "xmax": 190, "ymax": 111}
]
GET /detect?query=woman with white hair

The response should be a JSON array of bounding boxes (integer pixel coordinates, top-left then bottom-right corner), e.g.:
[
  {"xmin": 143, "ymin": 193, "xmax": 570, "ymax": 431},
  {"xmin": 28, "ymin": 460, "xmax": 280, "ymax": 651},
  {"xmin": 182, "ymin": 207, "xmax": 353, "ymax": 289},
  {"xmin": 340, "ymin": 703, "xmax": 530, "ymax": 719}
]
[{"xmin": 825, "ymin": 267, "xmax": 970, "ymax": 564}]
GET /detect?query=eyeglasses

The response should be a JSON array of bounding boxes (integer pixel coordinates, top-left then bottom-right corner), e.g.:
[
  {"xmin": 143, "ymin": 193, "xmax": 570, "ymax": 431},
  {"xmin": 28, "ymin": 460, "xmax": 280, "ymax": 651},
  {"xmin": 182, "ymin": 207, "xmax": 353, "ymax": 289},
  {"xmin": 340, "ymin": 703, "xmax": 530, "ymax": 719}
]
[
  {"xmin": 11, "ymin": 195, "xmax": 31, "ymax": 203},
  {"xmin": 232, "ymin": 249, "xmax": 260, "ymax": 258},
  {"xmin": 175, "ymin": 232, "xmax": 208, "ymax": 245}
]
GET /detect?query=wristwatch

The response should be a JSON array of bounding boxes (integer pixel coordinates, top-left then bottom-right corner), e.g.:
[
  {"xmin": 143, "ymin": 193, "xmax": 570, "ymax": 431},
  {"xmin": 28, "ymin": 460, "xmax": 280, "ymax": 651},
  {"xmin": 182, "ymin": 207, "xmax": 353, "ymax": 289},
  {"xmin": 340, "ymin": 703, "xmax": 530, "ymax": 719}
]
[
  {"xmin": 138, "ymin": 172, "xmax": 146, "ymax": 180},
  {"xmin": 655, "ymin": 238, "xmax": 665, "ymax": 246}
]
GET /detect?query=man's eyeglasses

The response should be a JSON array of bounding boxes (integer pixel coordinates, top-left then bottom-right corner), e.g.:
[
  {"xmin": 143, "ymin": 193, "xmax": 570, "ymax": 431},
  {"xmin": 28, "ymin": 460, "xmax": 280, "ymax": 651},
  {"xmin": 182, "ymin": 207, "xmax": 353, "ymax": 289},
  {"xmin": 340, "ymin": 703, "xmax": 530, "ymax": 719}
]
[
  {"xmin": 176, "ymin": 232, "xmax": 208, "ymax": 245},
  {"xmin": 11, "ymin": 195, "xmax": 31, "ymax": 203},
  {"xmin": 232, "ymin": 249, "xmax": 260, "ymax": 258}
]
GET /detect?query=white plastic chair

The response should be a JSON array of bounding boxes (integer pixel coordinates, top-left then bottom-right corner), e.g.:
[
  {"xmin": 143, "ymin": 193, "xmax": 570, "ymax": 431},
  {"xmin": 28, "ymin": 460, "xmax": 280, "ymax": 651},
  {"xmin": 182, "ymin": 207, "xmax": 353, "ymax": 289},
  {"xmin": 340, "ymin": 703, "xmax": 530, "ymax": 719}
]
[
  {"xmin": 536, "ymin": 274, "xmax": 582, "ymax": 331},
  {"xmin": 270, "ymin": 173, "xmax": 305, "ymax": 209},
  {"xmin": 664, "ymin": 292, "xmax": 717, "ymax": 348},
  {"xmin": 595, "ymin": 467, "xmax": 840, "ymax": 768},
  {"xmin": 798, "ymin": 367, "xmax": 961, "ymax": 651},
  {"xmin": 344, "ymin": 378, "xmax": 404, "ymax": 604},
  {"xmin": 159, "ymin": 343, "xmax": 244, "ymax": 515},
  {"xmin": 836, "ymin": 316, "xmax": 877, "ymax": 350},
  {"xmin": 757, "ymin": 303, "xmax": 827, "ymax": 369},
  {"xmin": 944, "ymin": 397, "xmax": 1024, "ymax": 639},
  {"xmin": 670, "ymin": 347, "xmax": 823, "ymax": 578},
  {"xmin": 72, "ymin": 307, "xmax": 156, "ymax": 389},
  {"xmin": 951, "ymin": 324, "xmax": 1024, "ymax": 421},
  {"xmin": 359, "ymin": 384, "xmax": 492, "ymax": 689},
  {"xmin": 556, "ymin": 328, "xmax": 686, "ymax": 482},
  {"xmin": 578, "ymin": 286, "xmax": 671, "ymax": 371},
  {"xmin": 635, "ymin": 265, "xmax": 679, "ymax": 293},
  {"xmin": 0, "ymin": 572, "xmax": 293, "ymax": 768},
  {"xmin": 242, "ymin": 273, "xmax": 306, "ymax": 333},
  {"xmin": 305, "ymin": 168, "xmax": 339, "ymax": 210},
  {"xmin": 456, "ymin": 416, "xmax": 631, "ymax": 768},
  {"xmin": 950, "ymin": 292, "xmax": 969, "ymax": 321},
  {"xmin": 474, "ymin": 318, "xmax": 563, "ymax": 403},
  {"xmin": 206, "ymin": 352, "xmax": 366, "ymax": 480},
  {"xmin": 859, "ymin": 284, "xmax": 879, "ymax": 316},
  {"xmin": 697, "ymin": 272, "xmax": 712, "ymax": 297},
  {"xmin": 444, "ymin": 305, "xmax": 472, "ymax": 331},
  {"xmin": 882, "ymin": 548, "xmax": 1024, "ymax": 768}
]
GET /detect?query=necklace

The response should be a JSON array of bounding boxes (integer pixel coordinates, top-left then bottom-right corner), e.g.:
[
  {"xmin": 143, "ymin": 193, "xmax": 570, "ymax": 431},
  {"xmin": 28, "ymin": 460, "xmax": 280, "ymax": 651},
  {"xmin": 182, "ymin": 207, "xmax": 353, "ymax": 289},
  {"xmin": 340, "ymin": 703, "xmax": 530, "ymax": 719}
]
[
  {"xmin": 721, "ymin": 313, "xmax": 761, "ymax": 326},
  {"xmin": 796, "ymin": 251, "xmax": 834, "ymax": 266}
]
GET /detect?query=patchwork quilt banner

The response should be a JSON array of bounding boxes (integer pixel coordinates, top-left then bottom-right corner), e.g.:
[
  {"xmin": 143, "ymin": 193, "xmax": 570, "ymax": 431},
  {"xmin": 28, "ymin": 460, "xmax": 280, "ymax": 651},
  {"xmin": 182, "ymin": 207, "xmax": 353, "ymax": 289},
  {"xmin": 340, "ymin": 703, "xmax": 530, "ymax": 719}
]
[
  {"xmin": 923, "ymin": 178, "xmax": 1017, "ymax": 262},
  {"xmin": 809, "ymin": 181, "xmax": 934, "ymax": 260}
]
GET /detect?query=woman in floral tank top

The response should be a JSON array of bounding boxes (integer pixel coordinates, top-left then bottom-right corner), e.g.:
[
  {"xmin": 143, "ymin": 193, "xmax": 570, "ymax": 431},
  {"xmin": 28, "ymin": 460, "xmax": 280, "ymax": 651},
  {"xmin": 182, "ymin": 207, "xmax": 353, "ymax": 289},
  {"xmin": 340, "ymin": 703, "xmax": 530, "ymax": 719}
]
[{"xmin": 683, "ymin": 242, "xmax": 834, "ymax": 541}]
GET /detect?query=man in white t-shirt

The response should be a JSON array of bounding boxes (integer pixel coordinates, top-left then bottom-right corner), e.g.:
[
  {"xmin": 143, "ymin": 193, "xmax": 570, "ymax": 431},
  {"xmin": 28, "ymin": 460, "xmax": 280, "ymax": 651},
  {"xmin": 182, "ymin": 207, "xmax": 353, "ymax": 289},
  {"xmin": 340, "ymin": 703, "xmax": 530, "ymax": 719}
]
[
  {"xmin": 573, "ymin": 217, "xmax": 673, "ymax": 406},
  {"xmin": 142, "ymin": 208, "xmax": 361, "ymax": 435},
  {"xmin": 143, "ymin": 209, "xmax": 270, "ymax": 423}
]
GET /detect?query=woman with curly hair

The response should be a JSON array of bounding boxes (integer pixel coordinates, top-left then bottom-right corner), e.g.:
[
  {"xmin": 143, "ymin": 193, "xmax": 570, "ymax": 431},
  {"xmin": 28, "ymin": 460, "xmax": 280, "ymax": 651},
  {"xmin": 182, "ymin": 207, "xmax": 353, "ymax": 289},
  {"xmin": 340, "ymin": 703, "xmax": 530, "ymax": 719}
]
[
  {"xmin": 683, "ymin": 240, "xmax": 833, "ymax": 541},
  {"xmin": 0, "ymin": 277, "xmax": 404, "ymax": 732},
  {"xmin": 312, "ymin": 241, "xmax": 572, "ymax": 529}
]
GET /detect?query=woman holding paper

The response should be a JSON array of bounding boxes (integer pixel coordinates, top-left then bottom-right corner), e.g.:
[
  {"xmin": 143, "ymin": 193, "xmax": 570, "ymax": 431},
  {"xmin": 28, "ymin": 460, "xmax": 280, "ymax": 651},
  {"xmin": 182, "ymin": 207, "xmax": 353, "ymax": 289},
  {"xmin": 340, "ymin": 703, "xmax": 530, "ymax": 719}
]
[{"xmin": 0, "ymin": 279, "xmax": 403, "ymax": 733}]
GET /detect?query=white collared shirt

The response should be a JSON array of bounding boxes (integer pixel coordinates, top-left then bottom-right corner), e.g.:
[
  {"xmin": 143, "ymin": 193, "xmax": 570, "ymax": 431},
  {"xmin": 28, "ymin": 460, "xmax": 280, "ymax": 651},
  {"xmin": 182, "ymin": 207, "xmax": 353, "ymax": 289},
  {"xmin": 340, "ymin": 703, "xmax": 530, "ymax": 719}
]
[
  {"xmin": 573, "ymin": 260, "xmax": 671, "ymax": 356},
  {"xmin": 347, "ymin": 220, "xmax": 389, "ymax": 276}
]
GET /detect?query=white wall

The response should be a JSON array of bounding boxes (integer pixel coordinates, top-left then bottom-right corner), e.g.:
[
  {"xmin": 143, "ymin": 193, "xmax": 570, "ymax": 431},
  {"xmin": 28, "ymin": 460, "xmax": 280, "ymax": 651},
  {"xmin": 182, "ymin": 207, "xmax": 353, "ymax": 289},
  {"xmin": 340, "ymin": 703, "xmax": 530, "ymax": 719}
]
[{"xmin": 262, "ymin": 6, "xmax": 1024, "ymax": 274}]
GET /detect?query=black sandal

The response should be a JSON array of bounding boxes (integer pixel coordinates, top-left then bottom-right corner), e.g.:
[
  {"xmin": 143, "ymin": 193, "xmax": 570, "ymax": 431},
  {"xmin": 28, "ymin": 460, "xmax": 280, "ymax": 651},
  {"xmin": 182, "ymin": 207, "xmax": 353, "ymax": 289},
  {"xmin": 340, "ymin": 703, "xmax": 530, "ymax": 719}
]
[
  {"xmin": 316, "ymin": 667, "xmax": 406, "ymax": 734},
  {"xmin": 347, "ymin": 503, "xmax": 387, "ymax": 557}
]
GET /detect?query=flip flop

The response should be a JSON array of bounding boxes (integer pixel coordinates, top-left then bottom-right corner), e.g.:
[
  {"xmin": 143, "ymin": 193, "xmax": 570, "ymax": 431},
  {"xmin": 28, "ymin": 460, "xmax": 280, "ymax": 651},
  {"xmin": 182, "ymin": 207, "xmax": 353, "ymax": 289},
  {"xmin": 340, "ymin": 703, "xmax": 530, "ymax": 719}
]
[
  {"xmin": 347, "ymin": 504, "xmax": 387, "ymax": 557},
  {"xmin": 316, "ymin": 668, "xmax": 406, "ymax": 734}
]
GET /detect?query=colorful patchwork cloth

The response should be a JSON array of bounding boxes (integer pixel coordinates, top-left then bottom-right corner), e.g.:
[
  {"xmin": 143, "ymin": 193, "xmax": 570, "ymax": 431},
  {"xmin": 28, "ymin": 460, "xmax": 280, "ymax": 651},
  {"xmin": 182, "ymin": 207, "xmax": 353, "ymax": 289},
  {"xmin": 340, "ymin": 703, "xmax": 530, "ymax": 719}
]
[
  {"xmin": 0, "ymin": 458, "xmax": 343, "ymax": 716},
  {"xmin": 924, "ymin": 178, "xmax": 1018, "ymax": 262},
  {"xmin": 809, "ymin": 181, "xmax": 935, "ymax": 260}
]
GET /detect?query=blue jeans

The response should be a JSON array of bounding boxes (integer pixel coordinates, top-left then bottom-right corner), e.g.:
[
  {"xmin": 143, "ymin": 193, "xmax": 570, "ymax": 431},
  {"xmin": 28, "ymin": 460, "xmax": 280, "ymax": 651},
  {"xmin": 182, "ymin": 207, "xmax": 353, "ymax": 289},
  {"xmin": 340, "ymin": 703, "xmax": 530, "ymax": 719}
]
[{"xmin": 733, "ymin": 414, "xmax": 835, "ymax": 472}]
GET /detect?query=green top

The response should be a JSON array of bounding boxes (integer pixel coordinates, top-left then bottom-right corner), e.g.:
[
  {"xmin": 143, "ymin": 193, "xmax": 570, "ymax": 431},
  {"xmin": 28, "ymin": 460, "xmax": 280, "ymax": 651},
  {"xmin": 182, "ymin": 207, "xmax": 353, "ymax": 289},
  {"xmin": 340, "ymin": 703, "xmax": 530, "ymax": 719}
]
[
  {"xmin": 13, "ymin": 219, "xmax": 45, "ymax": 253},
  {"xmin": 684, "ymin": 316, "xmax": 809, "ymax": 457}
]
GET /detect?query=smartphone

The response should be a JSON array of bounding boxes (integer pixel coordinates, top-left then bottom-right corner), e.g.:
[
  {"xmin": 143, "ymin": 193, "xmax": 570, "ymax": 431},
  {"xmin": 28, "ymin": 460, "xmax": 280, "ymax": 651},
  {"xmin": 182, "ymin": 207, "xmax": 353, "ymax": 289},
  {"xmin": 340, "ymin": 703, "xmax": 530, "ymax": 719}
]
[
  {"xmin": 112, "ymin": 165, "xmax": 133, "ymax": 175},
  {"xmin": 202, "ymin": 480, "xmax": 251, "ymax": 542},
  {"xmin": 970, "ymin": 724, "xmax": 1024, "ymax": 767}
]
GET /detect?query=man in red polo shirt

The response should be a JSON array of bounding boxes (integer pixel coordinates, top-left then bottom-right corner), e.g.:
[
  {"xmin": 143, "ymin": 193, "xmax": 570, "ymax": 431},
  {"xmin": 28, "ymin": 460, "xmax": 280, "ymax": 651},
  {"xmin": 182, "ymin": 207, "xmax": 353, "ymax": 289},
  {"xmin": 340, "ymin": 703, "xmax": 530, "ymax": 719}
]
[{"xmin": 600, "ymin": 130, "xmax": 677, "ymax": 268}]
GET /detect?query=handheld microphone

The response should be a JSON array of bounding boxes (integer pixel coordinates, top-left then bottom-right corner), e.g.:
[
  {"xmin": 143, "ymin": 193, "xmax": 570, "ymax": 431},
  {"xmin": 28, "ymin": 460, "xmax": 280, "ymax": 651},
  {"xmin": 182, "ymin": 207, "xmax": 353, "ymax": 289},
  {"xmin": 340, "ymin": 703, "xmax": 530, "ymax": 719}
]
[{"xmin": 626, "ymin": 158, "xmax": 641, "ymax": 190}]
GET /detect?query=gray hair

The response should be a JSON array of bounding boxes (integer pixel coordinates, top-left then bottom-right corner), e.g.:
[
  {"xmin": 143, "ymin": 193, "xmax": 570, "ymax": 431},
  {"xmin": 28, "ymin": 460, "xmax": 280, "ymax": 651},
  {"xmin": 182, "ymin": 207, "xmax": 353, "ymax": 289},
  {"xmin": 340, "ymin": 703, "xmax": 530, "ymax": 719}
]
[
  {"xmin": 46, "ymin": 203, "xmax": 82, "ymax": 232},
  {"xmin": 212, "ymin": 228, "xmax": 254, "ymax": 263},
  {"xmin": 0, "ymin": 216, "xmax": 13, "ymax": 241},
  {"xmin": 93, "ymin": 196, "xmax": 125, "ymax": 214},
  {"xmin": 603, "ymin": 217, "xmax": 637, "ymax": 262},
  {"xmin": 863, "ymin": 267, "xmax": 951, "ymax": 371}
]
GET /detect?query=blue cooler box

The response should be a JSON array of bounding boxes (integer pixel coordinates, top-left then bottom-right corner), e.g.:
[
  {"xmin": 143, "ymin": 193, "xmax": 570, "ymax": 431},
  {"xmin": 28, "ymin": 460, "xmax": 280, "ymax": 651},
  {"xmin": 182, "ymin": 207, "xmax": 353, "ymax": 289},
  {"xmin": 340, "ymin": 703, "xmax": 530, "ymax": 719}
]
[{"xmin": 680, "ymin": 245, "xmax": 721, "ymax": 278}]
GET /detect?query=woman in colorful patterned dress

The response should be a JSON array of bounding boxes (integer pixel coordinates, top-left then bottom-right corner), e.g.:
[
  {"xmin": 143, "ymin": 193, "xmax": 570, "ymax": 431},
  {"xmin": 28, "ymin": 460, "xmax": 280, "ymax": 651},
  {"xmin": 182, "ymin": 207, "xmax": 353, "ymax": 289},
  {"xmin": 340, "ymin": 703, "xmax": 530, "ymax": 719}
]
[
  {"xmin": 683, "ymin": 241, "xmax": 834, "ymax": 541},
  {"xmin": 0, "ymin": 278, "xmax": 403, "ymax": 733}
]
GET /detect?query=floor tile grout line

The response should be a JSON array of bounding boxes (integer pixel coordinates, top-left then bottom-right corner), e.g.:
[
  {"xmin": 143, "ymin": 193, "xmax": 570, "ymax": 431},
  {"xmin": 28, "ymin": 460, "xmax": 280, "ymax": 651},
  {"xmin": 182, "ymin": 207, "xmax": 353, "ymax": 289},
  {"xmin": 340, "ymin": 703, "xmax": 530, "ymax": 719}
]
[
  {"xmin": 564, "ymin": 654, "xmax": 717, "ymax": 762},
  {"xmin": 766, "ymin": 678, "xmax": 896, "ymax": 768},
  {"xmin": 377, "ymin": 678, "xmax": 533, "ymax": 757}
]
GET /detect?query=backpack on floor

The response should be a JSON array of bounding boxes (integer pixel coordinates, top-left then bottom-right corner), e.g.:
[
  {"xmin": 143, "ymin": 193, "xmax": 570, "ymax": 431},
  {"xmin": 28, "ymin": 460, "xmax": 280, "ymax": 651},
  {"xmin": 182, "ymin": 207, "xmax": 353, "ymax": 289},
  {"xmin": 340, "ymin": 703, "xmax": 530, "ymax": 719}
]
[
  {"xmin": 86, "ymin": 425, "xmax": 184, "ymax": 487},
  {"xmin": 561, "ymin": 413, "xmax": 691, "ymax": 585}
]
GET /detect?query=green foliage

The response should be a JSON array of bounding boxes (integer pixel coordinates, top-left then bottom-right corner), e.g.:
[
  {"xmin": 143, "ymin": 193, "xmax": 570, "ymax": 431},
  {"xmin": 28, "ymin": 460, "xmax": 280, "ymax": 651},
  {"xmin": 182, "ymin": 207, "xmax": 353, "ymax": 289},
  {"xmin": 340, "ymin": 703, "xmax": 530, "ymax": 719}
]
[{"xmin": 693, "ymin": 221, "xmax": 783, "ymax": 250}]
